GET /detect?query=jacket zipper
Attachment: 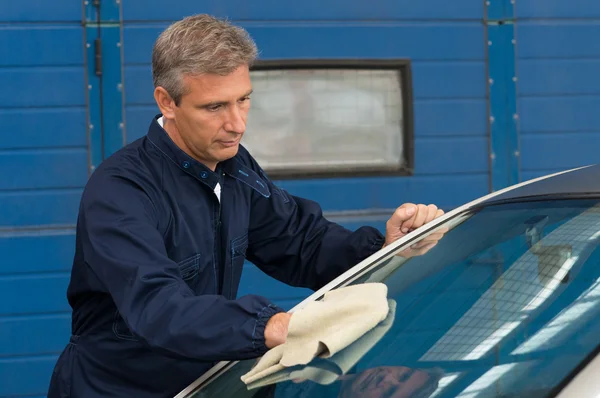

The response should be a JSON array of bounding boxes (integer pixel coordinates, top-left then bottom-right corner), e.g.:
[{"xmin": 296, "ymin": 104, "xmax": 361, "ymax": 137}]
[{"xmin": 215, "ymin": 172, "xmax": 224, "ymax": 295}]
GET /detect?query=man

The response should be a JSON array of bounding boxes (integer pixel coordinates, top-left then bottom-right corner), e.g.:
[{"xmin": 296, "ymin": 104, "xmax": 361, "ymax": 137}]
[{"xmin": 48, "ymin": 14, "xmax": 444, "ymax": 398}]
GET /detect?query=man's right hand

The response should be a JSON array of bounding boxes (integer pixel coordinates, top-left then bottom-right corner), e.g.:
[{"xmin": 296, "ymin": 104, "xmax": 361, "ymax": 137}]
[{"xmin": 264, "ymin": 312, "xmax": 292, "ymax": 348}]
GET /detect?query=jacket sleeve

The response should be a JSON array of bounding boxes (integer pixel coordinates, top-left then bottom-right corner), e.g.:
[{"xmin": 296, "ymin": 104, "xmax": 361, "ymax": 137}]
[
  {"xmin": 79, "ymin": 173, "xmax": 284, "ymax": 361},
  {"xmin": 244, "ymin": 161, "xmax": 385, "ymax": 292}
]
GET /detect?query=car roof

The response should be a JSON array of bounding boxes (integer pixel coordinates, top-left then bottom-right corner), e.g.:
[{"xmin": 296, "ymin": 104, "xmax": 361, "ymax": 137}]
[{"xmin": 481, "ymin": 164, "xmax": 600, "ymax": 205}]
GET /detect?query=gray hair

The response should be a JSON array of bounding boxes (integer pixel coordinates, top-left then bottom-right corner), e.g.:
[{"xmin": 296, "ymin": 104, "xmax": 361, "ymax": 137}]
[{"xmin": 152, "ymin": 14, "xmax": 258, "ymax": 105}]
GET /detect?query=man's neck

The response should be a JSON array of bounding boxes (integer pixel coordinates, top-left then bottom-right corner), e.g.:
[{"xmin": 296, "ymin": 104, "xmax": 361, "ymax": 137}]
[{"xmin": 160, "ymin": 117, "xmax": 217, "ymax": 171}]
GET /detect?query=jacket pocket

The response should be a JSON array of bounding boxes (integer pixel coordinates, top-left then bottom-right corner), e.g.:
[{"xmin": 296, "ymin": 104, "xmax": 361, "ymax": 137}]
[
  {"xmin": 178, "ymin": 253, "xmax": 201, "ymax": 281},
  {"xmin": 112, "ymin": 310, "xmax": 138, "ymax": 341}
]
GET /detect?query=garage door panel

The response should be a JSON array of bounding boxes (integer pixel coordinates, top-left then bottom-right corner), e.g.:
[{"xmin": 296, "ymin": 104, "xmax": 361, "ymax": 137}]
[
  {"xmin": 0, "ymin": 190, "xmax": 81, "ymax": 227},
  {"xmin": 521, "ymin": 132, "xmax": 600, "ymax": 171},
  {"xmin": 0, "ymin": 356, "xmax": 59, "ymax": 396},
  {"xmin": 0, "ymin": 149, "xmax": 88, "ymax": 190},
  {"xmin": 0, "ymin": 67, "xmax": 86, "ymax": 108},
  {"xmin": 413, "ymin": 61, "xmax": 486, "ymax": 99},
  {"xmin": 516, "ymin": 0, "xmax": 600, "ymax": 19},
  {"xmin": 125, "ymin": 105, "xmax": 158, "ymax": 144},
  {"xmin": 0, "ymin": 233, "xmax": 75, "ymax": 275},
  {"xmin": 518, "ymin": 22, "xmax": 600, "ymax": 59},
  {"xmin": 0, "ymin": 314, "xmax": 70, "ymax": 357},
  {"xmin": 0, "ymin": 108, "xmax": 87, "ymax": 149},
  {"xmin": 519, "ymin": 59, "xmax": 600, "ymax": 96},
  {"xmin": 123, "ymin": 0, "xmax": 483, "ymax": 22},
  {"xmin": 124, "ymin": 23, "xmax": 484, "ymax": 65},
  {"xmin": 124, "ymin": 65, "xmax": 153, "ymax": 105},
  {"xmin": 277, "ymin": 174, "xmax": 488, "ymax": 212},
  {"xmin": 519, "ymin": 96, "xmax": 600, "ymax": 133},
  {"xmin": 415, "ymin": 99, "xmax": 487, "ymax": 137},
  {"xmin": 2, "ymin": 0, "xmax": 82, "ymax": 22},
  {"xmin": 415, "ymin": 137, "xmax": 488, "ymax": 175},
  {"xmin": 0, "ymin": 275, "xmax": 70, "ymax": 315},
  {"xmin": 0, "ymin": 26, "xmax": 83, "ymax": 67}
]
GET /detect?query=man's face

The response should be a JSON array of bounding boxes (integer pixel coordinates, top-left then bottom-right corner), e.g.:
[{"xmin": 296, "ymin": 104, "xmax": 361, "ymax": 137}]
[{"xmin": 158, "ymin": 65, "xmax": 252, "ymax": 170}]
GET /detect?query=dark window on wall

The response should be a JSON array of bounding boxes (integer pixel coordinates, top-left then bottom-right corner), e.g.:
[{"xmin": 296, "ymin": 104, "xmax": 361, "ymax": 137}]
[{"xmin": 244, "ymin": 60, "xmax": 414, "ymax": 179}]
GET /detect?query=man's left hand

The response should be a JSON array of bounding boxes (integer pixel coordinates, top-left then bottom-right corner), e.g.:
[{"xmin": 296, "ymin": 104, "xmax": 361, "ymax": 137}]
[{"xmin": 383, "ymin": 203, "xmax": 445, "ymax": 254}]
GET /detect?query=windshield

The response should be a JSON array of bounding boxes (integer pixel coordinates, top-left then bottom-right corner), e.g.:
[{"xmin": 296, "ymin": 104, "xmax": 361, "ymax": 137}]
[{"xmin": 185, "ymin": 198, "xmax": 600, "ymax": 398}]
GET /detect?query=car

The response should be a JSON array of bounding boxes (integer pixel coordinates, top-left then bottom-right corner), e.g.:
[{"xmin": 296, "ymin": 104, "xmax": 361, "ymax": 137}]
[{"xmin": 175, "ymin": 164, "xmax": 600, "ymax": 398}]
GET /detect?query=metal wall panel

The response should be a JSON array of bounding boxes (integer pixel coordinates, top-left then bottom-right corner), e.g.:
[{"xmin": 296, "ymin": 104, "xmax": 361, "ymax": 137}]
[
  {"xmin": 519, "ymin": 59, "xmax": 600, "ymax": 96},
  {"xmin": 0, "ymin": 315, "xmax": 71, "ymax": 356},
  {"xmin": 123, "ymin": 23, "xmax": 484, "ymax": 65},
  {"xmin": 0, "ymin": 108, "xmax": 87, "ymax": 149},
  {"xmin": 0, "ymin": 150, "xmax": 88, "ymax": 190},
  {"xmin": 0, "ymin": 358, "xmax": 60, "ymax": 396},
  {"xmin": 0, "ymin": 191, "xmax": 82, "ymax": 227},
  {"xmin": 0, "ymin": 27, "xmax": 83, "ymax": 67},
  {"xmin": 122, "ymin": 0, "xmax": 484, "ymax": 21},
  {"xmin": 1, "ymin": 0, "xmax": 82, "ymax": 21},
  {"xmin": 0, "ymin": 2, "xmax": 86, "ymax": 395},
  {"xmin": 0, "ymin": 275, "xmax": 70, "ymax": 315},
  {"xmin": 0, "ymin": 234, "xmax": 75, "ymax": 274},
  {"xmin": 517, "ymin": 14, "xmax": 600, "ymax": 178},
  {"xmin": 521, "ymin": 132, "xmax": 600, "ymax": 171},
  {"xmin": 516, "ymin": 0, "xmax": 600, "ymax": 19},
  {"xmin": 416, "ymin": 99, "xmax": 488, "ymax": 136},
  {"xmin": 518, "ymin": 22, "xmax": 600, "ymax": 59}
]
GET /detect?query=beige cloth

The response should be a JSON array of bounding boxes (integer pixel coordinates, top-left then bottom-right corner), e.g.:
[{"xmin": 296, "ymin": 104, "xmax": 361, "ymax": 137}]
[
  {"xmin": 245, "ymin": 299, "xmax": 397, "ymax": 390},
  {"xmin": 241, "ymin": 283, "xmax": 390, "ymax": 385}
]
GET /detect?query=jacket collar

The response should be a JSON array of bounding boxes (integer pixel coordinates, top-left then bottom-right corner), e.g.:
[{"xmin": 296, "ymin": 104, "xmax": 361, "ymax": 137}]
[
  {"xmin": 146, "ymin": 114, "xmax": 224, "ymax": 189},
  {"xmin": 146, "ymin": 114, "xmax": 269, "ymax": 197}
]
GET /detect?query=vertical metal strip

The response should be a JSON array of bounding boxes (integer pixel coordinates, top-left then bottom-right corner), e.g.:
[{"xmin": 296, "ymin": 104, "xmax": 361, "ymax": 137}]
[
  {"xmin": 84, "ymin": 0, "xmax": 103, "ymax": 173},
  {"xmin": 486, "ymin": 0, "xmax": 519, "ymax": 191},
  {"xmin": 100, "ymin": 0, "xmax": 126, "ymax": 158}
]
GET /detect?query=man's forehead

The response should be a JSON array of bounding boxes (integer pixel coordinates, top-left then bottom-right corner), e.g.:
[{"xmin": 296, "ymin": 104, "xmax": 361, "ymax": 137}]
[{"xmin": 182, "ymin": 67, "xmax": 252, "ymax": 100}]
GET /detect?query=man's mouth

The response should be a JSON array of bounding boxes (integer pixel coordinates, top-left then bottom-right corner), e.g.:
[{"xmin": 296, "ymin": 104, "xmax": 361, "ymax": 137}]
[{"xmin": 217, "ymin": 139, "xmax": 240, "ymax": 148}]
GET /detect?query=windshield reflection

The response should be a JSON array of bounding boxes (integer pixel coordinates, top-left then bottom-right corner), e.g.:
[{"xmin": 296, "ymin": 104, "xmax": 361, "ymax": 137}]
[{"xmin": 192, "ymin": 199, "xmax": 600, "ymax": 398}]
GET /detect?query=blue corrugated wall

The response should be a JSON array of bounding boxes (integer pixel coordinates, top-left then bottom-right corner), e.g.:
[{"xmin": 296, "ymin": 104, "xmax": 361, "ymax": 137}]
[
  {"xmin": 0, "ymin": 0, "xmax": 598, "ymax": 396},
  {"xmin": 517, "ymin": 0, "xmax": 600, "ymax": 180},
  {"xmin": 0, "ymin": 1, "xmax": 86, "ymax": 397}
]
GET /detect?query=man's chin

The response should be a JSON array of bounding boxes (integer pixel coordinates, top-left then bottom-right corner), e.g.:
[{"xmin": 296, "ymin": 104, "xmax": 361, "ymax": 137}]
[{"xmin": 216, "ymin": 144, "xmax": 240, "ymax": 161}]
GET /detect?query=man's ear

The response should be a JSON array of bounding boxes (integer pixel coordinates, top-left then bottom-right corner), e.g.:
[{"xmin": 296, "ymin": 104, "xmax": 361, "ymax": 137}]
[{"xmin": 154, "ymin": 87, "xmax": 177, "ymax": 118}]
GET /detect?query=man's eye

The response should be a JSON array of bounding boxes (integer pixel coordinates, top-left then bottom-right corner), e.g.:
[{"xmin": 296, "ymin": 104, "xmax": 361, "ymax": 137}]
[
  {"xmin": 207, "ymin": 105, "xmax": 222, "ymax": 112},
  {"xmin": 240, "ymin": 96, "xmax": 251, "ymax": 103}
]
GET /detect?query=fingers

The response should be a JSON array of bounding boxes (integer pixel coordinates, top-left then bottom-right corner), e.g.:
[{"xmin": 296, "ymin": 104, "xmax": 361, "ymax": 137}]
[
  {"xmin": 419, "ymin": 232, "xmax": 446, "ymax": 243},
  {"xmin": 402, "ymin": 204, "xmax": 439, "ymax": 232},
  {"xmin": 400, "ymin": 241, "xmax": 437, "ymax": 258}
]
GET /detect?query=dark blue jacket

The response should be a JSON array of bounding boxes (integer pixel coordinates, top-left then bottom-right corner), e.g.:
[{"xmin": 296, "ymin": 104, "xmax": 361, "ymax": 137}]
[{"xmin": 48, "ymin": 116, "xmax": 385, "ymax": 398}]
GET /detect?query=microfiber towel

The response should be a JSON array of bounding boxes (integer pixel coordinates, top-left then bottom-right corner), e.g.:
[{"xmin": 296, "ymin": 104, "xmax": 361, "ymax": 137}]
[
  {"xmin": 245, "ymin": 298, "xmax": 397, "ymax": 390},
  {"xmin": 241, "ymin": 283, "xmax": 390, "ymax": 385}
]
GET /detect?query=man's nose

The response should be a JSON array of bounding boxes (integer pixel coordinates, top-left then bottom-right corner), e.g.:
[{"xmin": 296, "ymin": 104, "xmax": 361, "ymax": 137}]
[{"xmin": 223, "ymin": 106, "xmax": 246, "ymax": 134}]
